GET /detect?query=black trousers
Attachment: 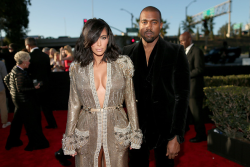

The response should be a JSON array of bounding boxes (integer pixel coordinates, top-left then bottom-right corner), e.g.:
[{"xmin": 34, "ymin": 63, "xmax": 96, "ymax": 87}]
[
  {"xmin": 6, "ymin": 99, "xmax": 49, "ymax": 147},
  {"xmin": 188, "ymin": 97, "xmax": 206, "ymax": 137},
  {"xmin": 129, "ymin": 142, "xmax": 174, "ymax": 167},
  {"xmin": 35, "ymin": 91, "xmax": 57, "ymax": 127}
]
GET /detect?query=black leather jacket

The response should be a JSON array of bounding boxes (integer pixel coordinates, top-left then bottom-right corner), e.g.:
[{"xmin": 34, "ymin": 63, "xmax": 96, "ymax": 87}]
[{"xmin": 4, "ymin": 66, "xmax": 35, "ymax": 103}]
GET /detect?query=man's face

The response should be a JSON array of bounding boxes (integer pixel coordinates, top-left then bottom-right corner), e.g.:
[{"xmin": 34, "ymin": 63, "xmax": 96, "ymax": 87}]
[
  {"xmin": 179, "ymin": 35, "xmax": 191, "ymax": 49},
  {"xmin": 139, "ymin": 11, "xmax": 163, "ymax": 43}
]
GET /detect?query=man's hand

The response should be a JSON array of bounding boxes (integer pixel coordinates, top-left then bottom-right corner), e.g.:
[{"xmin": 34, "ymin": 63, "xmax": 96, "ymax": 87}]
[{"xmin": 166, "ymin": 136, "xmax": 180, "ymax": 159}]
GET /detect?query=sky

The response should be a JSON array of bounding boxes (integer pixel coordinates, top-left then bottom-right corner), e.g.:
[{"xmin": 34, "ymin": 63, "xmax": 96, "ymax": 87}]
[{"xmin": 20, "ymin": 0, "xmax": 250, "ymax": 38}]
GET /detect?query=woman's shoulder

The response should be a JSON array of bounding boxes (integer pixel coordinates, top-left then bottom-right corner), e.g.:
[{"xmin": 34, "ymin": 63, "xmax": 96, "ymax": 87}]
[
  {"xmin": 69, "ymin": 61, "xmax": 80, "ymax": 73},
  {"xmin": 115, "ymin": 55, "xmax": 134, "ymax": 77}
]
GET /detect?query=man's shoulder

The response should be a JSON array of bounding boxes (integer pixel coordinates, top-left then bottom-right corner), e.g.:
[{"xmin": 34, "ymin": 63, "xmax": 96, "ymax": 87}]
[{"xmin": 123, "ymin": 42, "xmax": 139, "ymax": 55}]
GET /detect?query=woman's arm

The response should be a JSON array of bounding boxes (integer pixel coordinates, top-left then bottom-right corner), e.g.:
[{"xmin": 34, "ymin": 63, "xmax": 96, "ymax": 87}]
[
  {"xmin": 62, "ymin": 54, "xmax": 73, "ymax": 61},
  {"xmin": 62, "ymin": 63, "xmax": 81, "ymax": 155},
  {"xmin": 123, "ymin": 56, "xmax": 142, "ymax": 149}
]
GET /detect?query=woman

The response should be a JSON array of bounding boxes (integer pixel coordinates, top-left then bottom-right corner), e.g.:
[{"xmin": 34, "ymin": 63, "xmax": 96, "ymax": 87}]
[
  {"xmin": 49, "ymin": 48, "xmax": 56, "ymax": 66},
  {"xmin": 62, "ymin": 19, "xmax": 142, "ymax": 167},
  {"xmin": 52, "ymin": 52, "xmax": 64, "ymax": 72},
  {"xmin": 4, "ymin": 51, "xmax": 49, "ymax": 151},
  {"xmin": 62, "ymin": 45, "xmax": 73, "ymax": 72}
]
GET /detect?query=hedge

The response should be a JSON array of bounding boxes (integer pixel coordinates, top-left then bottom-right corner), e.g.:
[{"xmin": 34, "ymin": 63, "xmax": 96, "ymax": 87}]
[
  {"xmin": 204, "ymin": 75, "xmax": 250, "ymax": 87},
  {"xmin": 204, "ymin": 86, "xmax": 250, "ymax": 141}
]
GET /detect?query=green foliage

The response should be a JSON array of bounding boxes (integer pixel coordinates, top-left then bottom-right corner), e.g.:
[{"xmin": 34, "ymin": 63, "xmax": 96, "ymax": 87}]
[
  {"xmin": 208, "ymin": 17, "xmax": 215, "ymax": 40},
  {"xmin": 134, "ymin": 18, "xmax": 170, "ymax": 37},
  {"xmin": 0, "ymin": 0, "xmax": 31, "ymax": 45},
  {"xmin": 239, "ymin": 24, "xmax": 242, "ymax": 38},
  {"xmin": 204, "ymin": 75, "xmax": 250, "ymax": 87},
  {"xmin": 204, "ymin": 86, "xmax": 250, "ymax": 140},
  {"xmin": 177, "ymin": 25, "xmax": 181, "ymax": 39},
  {"xmin": 196, "ymin": 27, "xmax": 200, "ymax": 40},
  {"xmin": 181, "ymin": 15, "xmax": 195, "ymax": 33},
  {"xmin": 218, "ymin": 22, "xmax": 234, "ymax": 37}
]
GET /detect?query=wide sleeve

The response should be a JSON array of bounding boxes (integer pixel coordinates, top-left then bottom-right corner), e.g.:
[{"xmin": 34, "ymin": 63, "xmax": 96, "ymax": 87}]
[
  {"xmin": 62, "ymin": 63, "xmax": 82, "ymax": 155},
  {"xmin": 123, "ymin": 56, "xmax": 143, "ymax": 149},
  {"xmin": 171, "ymin": 45, "xmax": 190, "ymax": 137},
  {"xmin": 190, "ymin": 48, "xmax": 205, "ymax": 78}
]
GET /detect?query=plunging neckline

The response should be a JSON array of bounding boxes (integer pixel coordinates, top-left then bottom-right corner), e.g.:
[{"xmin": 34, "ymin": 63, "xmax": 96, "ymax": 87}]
[{"xmin": 89, "ymin": 61, "xmax": 111, "ymax": 109}]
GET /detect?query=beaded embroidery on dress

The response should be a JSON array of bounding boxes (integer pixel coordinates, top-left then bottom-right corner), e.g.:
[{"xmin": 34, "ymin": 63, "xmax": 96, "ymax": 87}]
[{"xmin": 62, "ymin": 55, "xmax": 142, "ymax": 167}]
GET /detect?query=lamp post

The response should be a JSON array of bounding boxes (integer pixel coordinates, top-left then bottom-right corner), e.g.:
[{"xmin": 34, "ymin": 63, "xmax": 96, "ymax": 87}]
[
  {"xmin": 185, "ymin": 0, "xmax": 196, "ymax": 21},
  {"xmin": 121, "ymin": 8, "xmax": 134, "ymax": 28}
]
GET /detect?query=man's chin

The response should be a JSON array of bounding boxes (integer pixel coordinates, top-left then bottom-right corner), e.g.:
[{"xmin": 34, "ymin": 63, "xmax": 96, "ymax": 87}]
[{"xmin": 142, "ymin": 36, "xmax": 157, "ymax": 43}]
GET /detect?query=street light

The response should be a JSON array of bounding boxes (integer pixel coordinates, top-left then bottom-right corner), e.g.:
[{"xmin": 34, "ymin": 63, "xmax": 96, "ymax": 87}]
[
  {"xmin": 185, "ymin": 0, "xmax": 196, "ymax": 21},
  {"xmin": 121, "ymin": 8, "xmax": 134, "ymax": 28}
]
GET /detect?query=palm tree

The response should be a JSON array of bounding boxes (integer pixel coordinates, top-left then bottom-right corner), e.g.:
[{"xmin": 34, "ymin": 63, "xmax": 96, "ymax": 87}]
[{"xmin": 181, "ymin": 15, "xmax": 195, "ymax": 33}]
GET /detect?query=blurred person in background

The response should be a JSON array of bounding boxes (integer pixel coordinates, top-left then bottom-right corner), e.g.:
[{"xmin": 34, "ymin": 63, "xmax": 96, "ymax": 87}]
[
  {"xmin": 52, "ymin": 52, "xmax": 64, "ymax": 72},
  {"xmin": 0, "ymin": 43, "xmax": 17, "ymax": 73},
  {"xmin": 42, "ymin": 47, "xmax": 50, "ymax": 56},
  {"xmin": 60, "ymin": 47, "xmax": 67, "ymax": 59},
  {"xmin": 61, "ymin": 45, "xmax": 73, "ymax": 72},
  {"xmin": 0, "ymin": 61, "xmax": 11, "ymax": 128},
  {"xmin": 0, "ymin": 43, "xmax": 17, "ymax": 114},
  {"xmin": 4, "ymin": 51, "xmax": 49, "ymax": 151},
  {"xmin": 179, "ymin": 31, "xmax": 206, "ymax": 143},
  {"xmin": 49, "ymin": 48, "xmax": 57, "ymax": 67},
  {"xmin": 25, "ymin": 37, "xmax": 57, "ymax": 129}
]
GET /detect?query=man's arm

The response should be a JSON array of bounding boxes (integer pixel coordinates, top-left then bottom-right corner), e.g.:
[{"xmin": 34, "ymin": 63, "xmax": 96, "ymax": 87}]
[
  {"xmin": 190, "ymin": 48, "xmax": 205, "ymax": 78},
  {"xmin": 166, "ymin": 45, "xmax": 190, "ymax": 159}
]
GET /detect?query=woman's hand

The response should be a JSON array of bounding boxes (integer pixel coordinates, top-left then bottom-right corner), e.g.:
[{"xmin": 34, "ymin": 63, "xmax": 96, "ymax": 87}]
[
  {"xmin": 130, "ymin": 146, "xmax": 133, "ymax": 150},
  {"xmin": 71, "ymin": 152, "xmax": 77, "ymax": 157},
  {"xmin": 35, "ymin": 83, "xmax": 40, "ymax": 89}
]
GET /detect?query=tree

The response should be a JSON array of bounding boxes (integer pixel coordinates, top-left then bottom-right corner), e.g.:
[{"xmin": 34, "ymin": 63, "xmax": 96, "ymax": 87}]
[
  {"xmin": 0, "ymin": 0, "xmax": 31, "ymax": 45},
  {"xmin": 177, "ymin": 25, "xmax": 181, "ymax": 39},
  {"xmin": 239, "ymin": 24, "xmax": 242, "ymax": 38},
  {"xmin": 134, "ymin": 18, "xmax": 170, "ymax": 37},
  {"xmin": 196, "ymin": 27, "xmax": 200, "ymax": 40},
  {"xmin": 218, "ymin": 23, "xmax": 234, "ymax": 37},
  {"xmin": 208, "ymin": 17, "xmax": 215, "ymax": 40},
  {"xmin": 181, "ymin": 15, "xmax": 195, "ymax": 33}
]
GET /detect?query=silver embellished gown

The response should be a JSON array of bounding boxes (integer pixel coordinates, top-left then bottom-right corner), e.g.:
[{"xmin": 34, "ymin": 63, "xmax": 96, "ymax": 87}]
[{"xmin": 62, "ymin": 55, "xmax": 142, "ymax": 167}]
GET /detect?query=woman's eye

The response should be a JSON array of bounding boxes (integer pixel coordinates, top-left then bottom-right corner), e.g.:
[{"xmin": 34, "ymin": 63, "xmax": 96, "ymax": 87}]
[{"xmin": 101, "ymin": 37, "xmax": 107, "ymax": 40}]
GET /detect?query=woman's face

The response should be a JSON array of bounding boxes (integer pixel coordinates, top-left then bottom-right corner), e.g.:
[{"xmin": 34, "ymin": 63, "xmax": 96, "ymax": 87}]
[
  {"xmin": 22, "ymin": 59, "xmax": 30, "ymax": 69},
  {"xmin": 50, "ymin": 50, "xmax": 54, "ymax": 56},
  {"xmin": 91, "ymin": 28, "xmax": 109, "ymax": 57},
  {"xmin": 64, "ymin": 49, "xmax": 69, "ymax": 55}
]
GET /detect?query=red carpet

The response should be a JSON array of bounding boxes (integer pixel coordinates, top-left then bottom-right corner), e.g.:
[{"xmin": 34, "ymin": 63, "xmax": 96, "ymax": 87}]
[{"xmin": 0, "ymin": 111, "xmax": 243, "ymax": 167}]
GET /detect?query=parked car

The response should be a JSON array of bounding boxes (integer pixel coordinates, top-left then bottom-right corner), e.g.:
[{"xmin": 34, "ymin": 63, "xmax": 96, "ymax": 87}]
[{"xmin": 204, "ymin": 47, "xmax": 241, "ymax": 64}]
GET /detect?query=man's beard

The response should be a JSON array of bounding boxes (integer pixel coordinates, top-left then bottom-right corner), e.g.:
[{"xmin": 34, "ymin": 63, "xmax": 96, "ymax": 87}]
[{"xmin": 140, "ymin": 31, "xmax": 158, "ymax": 43}]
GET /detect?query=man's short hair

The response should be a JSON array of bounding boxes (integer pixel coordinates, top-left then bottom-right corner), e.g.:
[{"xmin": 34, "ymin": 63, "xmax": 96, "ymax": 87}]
[
  {"xmin": 42, "ymin": 47, "xmax": 50, "ymax": 53},
  {"xmin": 140, "ymin": 6, "xmax": 162, "ymax": 22},
  {"xmin": 25, "ymin": 37, "xmax": 37, "ymax": 46},
  {"xmin": 9, "ymin": 43, "xmax": 18, "ymax": 51}
]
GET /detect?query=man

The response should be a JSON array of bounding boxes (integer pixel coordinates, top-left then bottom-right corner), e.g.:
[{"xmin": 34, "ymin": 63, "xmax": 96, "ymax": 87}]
[
  {"xmin": 42, "ymin": 47, "xmax": 50, "ymax": 55},
  {"xmin": 179, "ymin": 32, "xmax": 207, "ymax": 143},
  {"xmin": 123, "ymin": 6, "xmax": 190, "ymax": 167},
  {"xmin": 25, "ymin": 37, "xmax": 57, "ymax": 129}
]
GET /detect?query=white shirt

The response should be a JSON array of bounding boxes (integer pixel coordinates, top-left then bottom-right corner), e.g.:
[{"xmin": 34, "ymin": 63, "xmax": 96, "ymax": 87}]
[
  {"xmin": 31, "ymin": 47, "xmax": 39, "ymax": 53},
  {"xmin": 185, "ymin": 43, "xmax": 194, "ymax": 55}
]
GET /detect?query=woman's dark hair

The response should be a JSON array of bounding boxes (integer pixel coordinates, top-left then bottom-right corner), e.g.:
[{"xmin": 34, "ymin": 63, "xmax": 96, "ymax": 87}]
[{"xmin": 74, "ymin": 18, "xmax": 120, "ymax": 67}]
